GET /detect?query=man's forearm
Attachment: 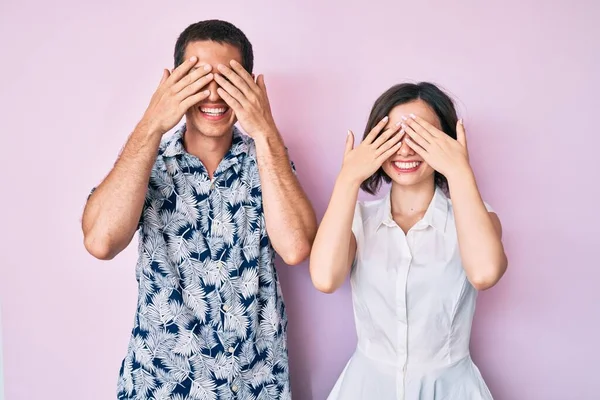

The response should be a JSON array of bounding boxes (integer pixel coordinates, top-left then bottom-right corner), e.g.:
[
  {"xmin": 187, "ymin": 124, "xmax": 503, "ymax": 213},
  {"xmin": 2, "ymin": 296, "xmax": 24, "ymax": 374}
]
[
  {"xmin": 254, "ymin": 131, "xmax": 317, "ymax": 265},
  {"xmin": 82, "ymin": 121, "xmax": 162, "ymax": 260}
]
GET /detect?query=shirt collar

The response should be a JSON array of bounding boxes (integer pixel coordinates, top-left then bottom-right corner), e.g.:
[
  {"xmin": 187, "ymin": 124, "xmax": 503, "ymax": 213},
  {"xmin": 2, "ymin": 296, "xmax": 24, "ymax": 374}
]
[
  {"xmin": 377, "ymin": 186, "xmax": 449, "ymax": 233},
  {"xmin": 161, "ymin": 124, "xmax": 249, "ymax": 159}
]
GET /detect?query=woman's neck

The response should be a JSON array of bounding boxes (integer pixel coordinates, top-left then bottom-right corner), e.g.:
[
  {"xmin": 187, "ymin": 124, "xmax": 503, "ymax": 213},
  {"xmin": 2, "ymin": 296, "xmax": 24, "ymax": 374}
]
[{"xmin": 389, "ymin": 180, "xmax": 436, "ymax": 218}]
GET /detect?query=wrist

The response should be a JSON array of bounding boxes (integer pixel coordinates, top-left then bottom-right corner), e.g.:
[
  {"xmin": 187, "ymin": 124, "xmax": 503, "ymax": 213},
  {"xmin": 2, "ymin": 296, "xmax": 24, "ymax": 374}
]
[
  {"xmin": 338, "ymin": 169, "xmax": 363, "ymax": 191},
  {"xmin": 253, "ymin": 128, "xmax": 283, "ymax": 151},
  {"xmin": 445, "ymin": 163, "xmax": 475, "ymax": 186},
  {"xmin": 137, "ymin": 115, "xmax": 166, "ymax": 138}
]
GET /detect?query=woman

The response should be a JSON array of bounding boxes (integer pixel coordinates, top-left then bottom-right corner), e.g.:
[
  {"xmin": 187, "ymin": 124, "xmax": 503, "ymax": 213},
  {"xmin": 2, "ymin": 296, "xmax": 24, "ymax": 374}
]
[{"xmin": 310, "ymin": 82, "xmax": 507, "ymax": 399}]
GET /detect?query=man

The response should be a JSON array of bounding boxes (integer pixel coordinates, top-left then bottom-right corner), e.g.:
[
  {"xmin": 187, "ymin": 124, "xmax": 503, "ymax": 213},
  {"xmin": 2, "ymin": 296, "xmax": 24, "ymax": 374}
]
[{"xmin": 82, "ymin": 20, "xmax": 317, "ymax": 399}]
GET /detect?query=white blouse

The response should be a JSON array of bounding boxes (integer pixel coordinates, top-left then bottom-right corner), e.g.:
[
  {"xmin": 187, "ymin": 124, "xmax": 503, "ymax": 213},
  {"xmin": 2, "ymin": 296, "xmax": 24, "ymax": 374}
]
[{"xmin": 328, "ymin": 187, "xmax": 494, "ymax": 400}]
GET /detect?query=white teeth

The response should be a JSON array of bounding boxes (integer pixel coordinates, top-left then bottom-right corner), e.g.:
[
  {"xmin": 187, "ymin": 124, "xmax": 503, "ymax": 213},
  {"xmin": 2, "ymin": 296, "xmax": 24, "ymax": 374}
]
[
  {"xmin": 394, "ymin": 161, "xmax": 421, "ymax": 170},
  {"xmin": 200, "ymin": 107, "xmax": 227, "ymax": 115}
]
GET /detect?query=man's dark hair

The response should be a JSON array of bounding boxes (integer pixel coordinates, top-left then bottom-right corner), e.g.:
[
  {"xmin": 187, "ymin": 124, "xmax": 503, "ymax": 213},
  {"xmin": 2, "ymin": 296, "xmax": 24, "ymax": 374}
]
[{"xmin": 174, "ymin": 20, "xmax": 254, "ymax": 72}]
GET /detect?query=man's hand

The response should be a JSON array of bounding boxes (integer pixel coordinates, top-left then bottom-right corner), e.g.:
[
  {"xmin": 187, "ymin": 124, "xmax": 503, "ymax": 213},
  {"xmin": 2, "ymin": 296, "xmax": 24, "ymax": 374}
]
[
  {"xmin": 142, "ymin": 56, "xmax": 215, "ymax": 135},
  {"xmin": 214, "ymin": 60, "xmax": 277, "ymax": 138}
]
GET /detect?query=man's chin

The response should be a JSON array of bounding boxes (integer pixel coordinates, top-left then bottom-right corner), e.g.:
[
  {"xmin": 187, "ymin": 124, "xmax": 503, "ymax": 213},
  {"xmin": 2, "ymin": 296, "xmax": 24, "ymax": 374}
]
[{"xmin": 187, "ymin": 119, "xmax": 235, "ymax": 138}]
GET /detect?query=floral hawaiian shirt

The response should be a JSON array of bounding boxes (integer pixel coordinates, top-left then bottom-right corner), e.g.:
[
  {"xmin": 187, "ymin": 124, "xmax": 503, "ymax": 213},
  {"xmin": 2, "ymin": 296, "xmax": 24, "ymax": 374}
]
[{"xmin": 114, "ymin": 125, "xmax": 291, "ymax": 400}]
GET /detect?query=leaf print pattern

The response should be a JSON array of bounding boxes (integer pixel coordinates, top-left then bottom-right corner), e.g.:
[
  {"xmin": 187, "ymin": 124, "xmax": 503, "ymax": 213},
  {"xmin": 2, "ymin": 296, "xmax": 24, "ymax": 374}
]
[{"xmin": 113, "ymin": 126, "xmax": 290, "ymax": 399}]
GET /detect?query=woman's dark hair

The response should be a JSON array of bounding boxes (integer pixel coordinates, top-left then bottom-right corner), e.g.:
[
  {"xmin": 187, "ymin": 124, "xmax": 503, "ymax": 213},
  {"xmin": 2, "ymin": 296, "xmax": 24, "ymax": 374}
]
[
  {"xmin": 360, "ymin": 82, "xmax": 459, "ymax": 195},
  {"xmin": 174, "ymin": 20, "xmax": 254, "ymax": 73}
]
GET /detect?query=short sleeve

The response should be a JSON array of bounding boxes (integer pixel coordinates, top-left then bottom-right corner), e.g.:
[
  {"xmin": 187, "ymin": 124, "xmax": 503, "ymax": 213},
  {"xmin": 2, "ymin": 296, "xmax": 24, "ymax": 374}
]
[
  {"xmin": 351, "ymin": 202, "xmax": 364, "ymax": 267},
  {"xmin": 87, "ymin": 187, "xmax": 96, "ymax": 200},
  {"xmin": 285, "ymin": 144, "xmax": 297, "ymax": 176},
  {"xmin": 483, "ymin": 201, "xmax": 495, "ymax": 213}
]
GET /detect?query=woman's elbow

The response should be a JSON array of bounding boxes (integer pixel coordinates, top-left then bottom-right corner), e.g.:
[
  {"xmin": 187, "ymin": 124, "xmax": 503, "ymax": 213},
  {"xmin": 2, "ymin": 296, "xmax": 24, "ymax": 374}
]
[
  {"xmin": 309, "ymin": 265, "xmax": 342, "ymax": 294},
  {"xmin": 311, "ymin": 277, "xmax": 339, "ymax": 294},
  {"xmin": 469, "ymin": 259, "xmax": 508, "ymax": 291}
]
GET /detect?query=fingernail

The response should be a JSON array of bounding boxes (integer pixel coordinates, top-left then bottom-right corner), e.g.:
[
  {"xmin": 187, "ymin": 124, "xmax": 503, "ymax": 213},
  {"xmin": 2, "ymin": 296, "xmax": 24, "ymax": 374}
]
[
  {"xmin": 396, "ymin": 121, "xmax": 403, "ymax": 127},
  {"xmin": 347, "ymin": 130, "xmax": 351, "ymax": 136},
  {"xmin": 401, "ymin": 116, "xmax": 408, "ymax": 121},
  {"xmin": 189, "ymin": 56, "xmax": 197, "ymax": 62},
  {"xmin": 382, "ymin": 116, "xmax": 389, "ymax": 121},
  {"xmin": 204, "ymin": 64, "xmax": 211, "ymax": 71},
  {"xmin": 409, "ymin": 113, "xmax": 416, "ymax": 119},
  {"xmin": 399, "ymin": 128, "xmax": 405, "ymax": 134},
  {"xmin": 459, "ymin": 119, "xmax": 464, "ymax": 125}
]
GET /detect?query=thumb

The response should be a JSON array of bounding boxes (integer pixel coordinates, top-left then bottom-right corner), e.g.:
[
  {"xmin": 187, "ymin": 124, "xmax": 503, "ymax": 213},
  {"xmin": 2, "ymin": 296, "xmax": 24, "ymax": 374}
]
[{"xmin": 345, "ymin": 130, "xmax": 355, "ymax": 155}]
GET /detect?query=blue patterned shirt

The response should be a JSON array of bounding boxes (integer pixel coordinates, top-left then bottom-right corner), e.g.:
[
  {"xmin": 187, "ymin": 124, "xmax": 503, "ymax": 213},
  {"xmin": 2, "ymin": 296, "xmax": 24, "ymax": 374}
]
[{"xmin": 115, "ymin": 125, "xmax": 291, "ymax": 400}]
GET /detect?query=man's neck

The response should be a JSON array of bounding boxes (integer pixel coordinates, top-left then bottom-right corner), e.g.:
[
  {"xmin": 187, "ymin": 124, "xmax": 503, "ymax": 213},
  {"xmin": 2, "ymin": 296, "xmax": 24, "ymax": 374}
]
[{"xmin": 183, "ymin": 127, "xmax": 234, "ymax": 179}]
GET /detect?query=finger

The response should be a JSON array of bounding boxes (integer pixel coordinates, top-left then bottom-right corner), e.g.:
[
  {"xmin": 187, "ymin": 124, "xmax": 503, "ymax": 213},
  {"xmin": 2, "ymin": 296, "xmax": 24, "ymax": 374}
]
[
  {"xmin": 404, "ymin": 115, "xmax": 436, "ymax": 140},
  {"xmin": 256, "ymin": 74, "xmax": 266, "ymax": 92},
  {"xmin": 214, "ymin": 74, "xmax": 249, "ymax": 106},
  {"xmin": 402, "ymin": 121, "xmax": 431, "ymax": 149},
  {"xmin": 217, "ymin": 63, "xmax": 253, "ymax": 97},
  {"xmin": 180, "ymin": 89, "xmax": 211, "ymax": 111},
  {"xmin": 176, "ymin": 73, "xmax": 214, "ymax": 100},
  {"xmin": 167, "ymin": 56, "xmax": 198, "ymax": 85},
  {"xmin": 404, "ymin": 137, "xmax": 428, "ymax": 158},
  {"xmin": 364, "ymin": 116, "xmax": 389, "ymax": 144},
  {"xmin": 408, "ymin": 114, "xmax": 443, "ymax": 138},
  {"xmin": 372, "ymin": 123, "xmax": 402, "ymax": 149},
  {"xmin": 172, "ymin": 64, "xmax": 212, "ymax": 93},
  {"xmin": 456, "ymin": 119, "xmax": 467, "ymax": 147},
  {"xmin": 256, "ymin": 74, "xmax": 271, "ymax": 103},
  {"xmin": 375, "ymin": 130, "xmax": 403, "ymax": 156},
  {"xmin": 230, "ymin": 60, "xmax": 258, "ymax": 91},
  {"xmin": 377, "ymin": 140, "xmax": 404, "ymax": 163},
  {"xmin": 159, "ymin": 69, "xmax": 170, "ymax": 85},
  {"xmin": 216, "ymin": 87, "xmax": 243, "ymax": 112},
  {"xmin": 345, "ymin": 130, "xmax": 355, "ymax": 155}
]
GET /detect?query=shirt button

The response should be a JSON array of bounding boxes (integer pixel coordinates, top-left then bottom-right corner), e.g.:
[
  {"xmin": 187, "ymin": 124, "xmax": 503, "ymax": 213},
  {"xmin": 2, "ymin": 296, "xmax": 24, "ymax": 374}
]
[
  {"xmin": 222, "ymin": 304, "xmax": 230, "ymax": 312},
  {"xmin": 228, "ymin": 347, "xmax": 235, "ymax": 353},
  {"xmin": 231, "ymin": 385, "xmax": 238, "ymax": 392}
]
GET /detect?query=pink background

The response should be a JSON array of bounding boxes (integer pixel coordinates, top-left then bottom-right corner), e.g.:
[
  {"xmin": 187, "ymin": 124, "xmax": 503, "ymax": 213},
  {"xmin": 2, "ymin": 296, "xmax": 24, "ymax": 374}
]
[{"xmin": 1, "ymin": 0, "xmax": 598, "ymax": 399}]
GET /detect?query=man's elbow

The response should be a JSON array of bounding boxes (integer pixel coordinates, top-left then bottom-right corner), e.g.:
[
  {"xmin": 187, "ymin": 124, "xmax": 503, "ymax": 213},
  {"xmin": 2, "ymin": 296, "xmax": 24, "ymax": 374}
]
[
  {"xmin": 280, "ymin": 240, "xmax": 312, "ymax": 266},
  {"xmin": 280, "ymin": 247, "xmax": 310, "ymax": 266},
  {"xmin": 83, "ymin": 233, "xmax": 120, "ymax": 261}
]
